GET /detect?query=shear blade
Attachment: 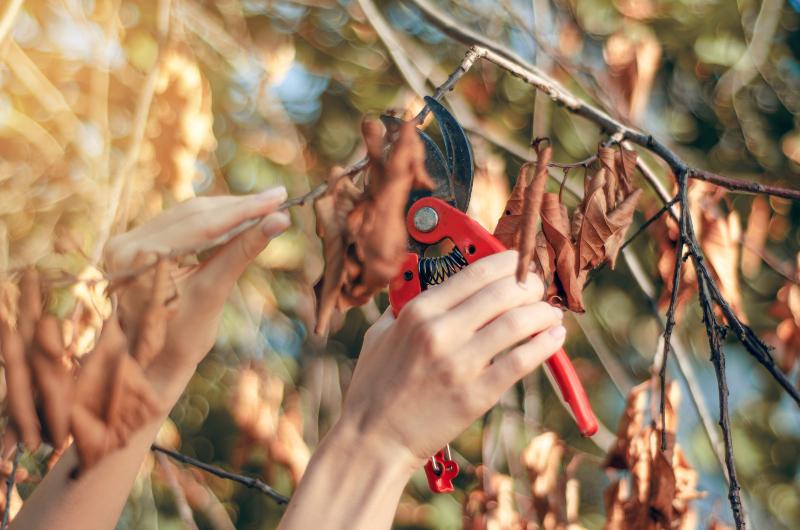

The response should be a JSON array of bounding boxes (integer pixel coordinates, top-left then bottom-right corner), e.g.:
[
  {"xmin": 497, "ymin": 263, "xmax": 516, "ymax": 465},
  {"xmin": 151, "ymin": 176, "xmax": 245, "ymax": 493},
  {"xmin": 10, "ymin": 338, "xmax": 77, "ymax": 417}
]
[{"xmin": 423, "ymin": 96, "xmax": 474, "ymax": 212}]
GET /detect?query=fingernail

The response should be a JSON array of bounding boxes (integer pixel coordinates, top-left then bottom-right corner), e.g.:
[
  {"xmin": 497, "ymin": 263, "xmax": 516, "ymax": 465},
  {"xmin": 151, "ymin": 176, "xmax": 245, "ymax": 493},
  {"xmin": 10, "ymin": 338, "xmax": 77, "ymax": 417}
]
[
  {"xmin": 257, "ymin": 186, "xmax": 287, "ymax": 202},
  {"xmin": 548, "ymin": 325, "xmax": 566, "ymax": 338},
  {"xmin": 552, "ymin": 306, "xmax": 563, "ymax": 319},
  {"xmin": 261, "ymin": 212, "xmax": 291, "ymax": 236}
]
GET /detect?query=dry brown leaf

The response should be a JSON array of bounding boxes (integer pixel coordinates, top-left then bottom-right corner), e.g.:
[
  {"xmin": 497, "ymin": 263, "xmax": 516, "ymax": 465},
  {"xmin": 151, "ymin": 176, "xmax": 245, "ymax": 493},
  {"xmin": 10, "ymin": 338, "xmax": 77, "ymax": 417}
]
[
  {"xmin": 71, "ymin": 314, "xmax": 162, "ymax": 470},
  {"xmin": 517, "ymin": 142, "xmax": 552, "ymax": 282},
  {"xmin": 314, "ymin": 119, "xmax": 432, "ymax": 335},
  {"xmin": 463, "ymin": 467, "xmax": 524, "ymax": 530},
  {"xmin": 603, "ymin": 381, "xmax": 703, "ymax": 530},
  {"xmin": 350, "ymin": 120, "xmax": 433, "ymax": 298},
  {"xmin": 522, "ymin": 431, "xmax": 566, "ymax": 527},
  {"xmin": 313, "ymin": 173, "xmax": 364, "ymax": 336},
  {"xmin": 493, "ymin": 162, "xmax": 530, "ymax": 249},
  {"xmin": 541, "ymin": 193, "xmax": 586, "ymax": 312},
  {"xmin": 497, "ymin": 144, "xmax": 641, "ymax": 312}
]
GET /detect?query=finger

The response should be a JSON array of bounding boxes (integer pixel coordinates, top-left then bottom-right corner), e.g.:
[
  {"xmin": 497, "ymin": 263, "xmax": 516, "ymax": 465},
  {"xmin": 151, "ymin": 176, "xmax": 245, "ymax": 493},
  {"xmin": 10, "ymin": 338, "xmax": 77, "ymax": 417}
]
[
  {"xmin": 463, "ymin": 301, "xmax": 562, "ymax": 366},
  {"xmin": 155, "ymin": 187, "xmax": 288, "ymax": 251},
  {"xmin": 400, "ymin": 250, "xmax": 520, "ymax": 322},
  {"xmin": 196, "ymin": 211, "xmax": 291, "ymax": 295},
  {"xmin": 440, "ymin": 273, "xmax": 544, "ymax": 335},
  {"xmin": 478, "ymin": 324, "xmax": 566, "ymax": 395}
]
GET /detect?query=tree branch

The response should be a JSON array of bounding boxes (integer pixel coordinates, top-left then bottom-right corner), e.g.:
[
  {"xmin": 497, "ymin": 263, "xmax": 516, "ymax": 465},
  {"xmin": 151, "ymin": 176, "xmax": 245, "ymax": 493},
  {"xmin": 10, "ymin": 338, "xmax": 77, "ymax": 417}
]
[
  {"xmin": 694, "ymin": 269, "xmax": 745, "ymax": 529},
  {"xmin": 151, "ymin": 444, "xmax": 290, "ymax": 506},
  {"xmin": 406, "ymin": 0, "xmax": 800, "ymax": 201},
  {"xmin": 659, "ymin": 175, "xmax": 687, "ymax": 452}
]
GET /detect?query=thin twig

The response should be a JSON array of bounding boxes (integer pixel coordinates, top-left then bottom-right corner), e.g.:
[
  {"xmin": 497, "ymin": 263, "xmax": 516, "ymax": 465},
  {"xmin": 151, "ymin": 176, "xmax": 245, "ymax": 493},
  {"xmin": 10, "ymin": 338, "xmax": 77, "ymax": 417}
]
[
  {"xmin": 413, "ymin": 45, "xmax": 486, "ymax": 123},
  {"xmin": 151, "ymin": 444, "xmax": 289, "ymax": 505},
  {"xmin": 658, "ymin": 175, "xmax": 686, "ymax": 452},
  {"xmin": 1, "ymin": 443, "xmax": 23, "ymax": 530},
  {"xmin": 695, "ymin": 272, "xmax": 745, "ymax": 529}
]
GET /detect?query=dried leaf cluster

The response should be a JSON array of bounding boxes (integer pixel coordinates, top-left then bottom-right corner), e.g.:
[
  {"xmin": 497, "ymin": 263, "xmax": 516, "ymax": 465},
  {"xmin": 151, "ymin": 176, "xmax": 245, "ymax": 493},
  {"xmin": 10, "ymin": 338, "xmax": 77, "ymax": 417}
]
[
  {"xmin": 463, "ymin": 466, "xmax": 525, "ymax": 530},
  {"xmin": 0, "ymin": 260, "xmax": 177, "ymax": 471},
  {"xmin": 521, "ymin": 432, "xmax": 584, "ymax": 530},
  {"xmin": 313, "ymin": 119, "xmax": 432, "ymax": 335},
  {"xmin": 229, "ymin": 365, "xmax": 310, "ymax": 485},
  {"xmin": 461, "ymin": 433, "xmax": 585, "ymax": 530},
  {"xmin": 654, "ymin": 182, "xmax": 745, "ymax": 321},
  {"xmin": 604, "ymin": 381, "xmax": 703, "ymax": 530},
  {"xmin": 495, "ymin": 144, "xmax": 642, "ymax": 312}
]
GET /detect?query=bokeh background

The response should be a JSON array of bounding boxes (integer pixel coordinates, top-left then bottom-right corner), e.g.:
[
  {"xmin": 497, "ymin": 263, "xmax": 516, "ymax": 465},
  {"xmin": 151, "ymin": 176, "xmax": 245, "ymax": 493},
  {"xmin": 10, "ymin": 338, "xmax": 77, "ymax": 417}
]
[{"xmin": 1, "ymin": 0, "xmax": 800, "ymax": 528}]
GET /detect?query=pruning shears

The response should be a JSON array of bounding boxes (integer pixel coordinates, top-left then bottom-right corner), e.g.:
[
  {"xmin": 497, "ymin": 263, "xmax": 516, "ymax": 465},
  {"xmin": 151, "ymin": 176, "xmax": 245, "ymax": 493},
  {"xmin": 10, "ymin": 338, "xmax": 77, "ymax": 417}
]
[{"xmin": 385, "ymin": 97, "xmax": 598, "ymax": 494}]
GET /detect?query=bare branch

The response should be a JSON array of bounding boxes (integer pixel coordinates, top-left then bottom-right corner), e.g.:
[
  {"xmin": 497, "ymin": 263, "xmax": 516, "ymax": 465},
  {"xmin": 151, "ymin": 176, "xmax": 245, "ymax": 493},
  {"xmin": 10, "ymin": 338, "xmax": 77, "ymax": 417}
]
[
  {"xmin": 407, "ymin": 0, "xmax": 800, "ymax": 202},
  {"xmin": 151, "ymin": 444, "xmax": 289, "ymax": 506}
]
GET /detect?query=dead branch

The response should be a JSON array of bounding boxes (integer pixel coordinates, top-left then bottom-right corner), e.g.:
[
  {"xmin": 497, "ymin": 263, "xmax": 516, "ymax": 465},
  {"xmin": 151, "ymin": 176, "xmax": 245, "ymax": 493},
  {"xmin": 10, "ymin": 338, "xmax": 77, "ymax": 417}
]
[{"xmin": 151, "ymin": 444, "xmax": 289, "ymax": 505}]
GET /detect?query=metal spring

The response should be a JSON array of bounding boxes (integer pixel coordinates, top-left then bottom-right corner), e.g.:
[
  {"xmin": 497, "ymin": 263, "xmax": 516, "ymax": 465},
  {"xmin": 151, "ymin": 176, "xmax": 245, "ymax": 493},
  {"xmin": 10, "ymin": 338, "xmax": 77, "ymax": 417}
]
[{"xmin": 418, "ymin": 247, "xmax": 469, "ymax": 288}]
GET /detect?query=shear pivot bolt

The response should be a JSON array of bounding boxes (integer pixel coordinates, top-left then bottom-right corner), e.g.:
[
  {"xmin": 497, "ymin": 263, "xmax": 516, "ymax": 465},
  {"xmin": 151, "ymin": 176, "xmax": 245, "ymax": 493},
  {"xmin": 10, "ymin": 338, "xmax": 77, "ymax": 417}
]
[{"xmin": 414, "ymin": 207, "xmax": 439, "ymax": 233}]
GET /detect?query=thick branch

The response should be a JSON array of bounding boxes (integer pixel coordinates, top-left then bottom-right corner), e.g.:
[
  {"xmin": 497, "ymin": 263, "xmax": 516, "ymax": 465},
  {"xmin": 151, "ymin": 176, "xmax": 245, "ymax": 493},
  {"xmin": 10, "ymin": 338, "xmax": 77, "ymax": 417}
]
[{"xmin": 151, "ymin": 444, "xmax": 289, "ymax": 505}]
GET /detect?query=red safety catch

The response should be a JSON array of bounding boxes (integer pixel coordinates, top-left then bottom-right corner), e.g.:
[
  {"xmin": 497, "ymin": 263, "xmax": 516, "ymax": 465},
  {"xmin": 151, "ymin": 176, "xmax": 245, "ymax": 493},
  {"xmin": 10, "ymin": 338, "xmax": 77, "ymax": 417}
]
[{"xmin": 423, "ymin": 449, "xmax": 459, "ymax": 493}]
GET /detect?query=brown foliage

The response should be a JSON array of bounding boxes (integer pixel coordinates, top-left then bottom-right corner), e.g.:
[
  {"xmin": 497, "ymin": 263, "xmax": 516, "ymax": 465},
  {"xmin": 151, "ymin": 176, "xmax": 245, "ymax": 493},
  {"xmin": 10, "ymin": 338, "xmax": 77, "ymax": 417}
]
[
  {"xmin": 517, "ymin": 142, "xmax": 552, "ymax": 282},
  {"xmin": 0, "ymin": 262, "xmax": 175, "ymax": 471},
  {"xmin": 463, "ymin": 467, "xmax": 524, "ymax": 530},
  {"xmin": 520, "ymin": 432, "xmax": 585, "ymax": 530},
  {"xmin": 603, "ymin": 381, "xmax": 703, "ymax": 530},
  {"xmin": 654, "ymin": 183, "xmax": 745, "ymax": 322},
  {"xmin": 314, "ymin": 119, "xmax": 432, "ymax": 335},
  {"xmin": 495, "ymin": 144, "xmax": 642, "ymax": 312}
]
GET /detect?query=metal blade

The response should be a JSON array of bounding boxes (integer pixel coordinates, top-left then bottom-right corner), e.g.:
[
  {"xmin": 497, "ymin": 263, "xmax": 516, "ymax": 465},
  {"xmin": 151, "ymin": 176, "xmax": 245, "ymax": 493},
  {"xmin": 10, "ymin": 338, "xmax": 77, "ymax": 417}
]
[{"xmin": 424, "ymin": 96, "xmax": 474, "ymax": 212}]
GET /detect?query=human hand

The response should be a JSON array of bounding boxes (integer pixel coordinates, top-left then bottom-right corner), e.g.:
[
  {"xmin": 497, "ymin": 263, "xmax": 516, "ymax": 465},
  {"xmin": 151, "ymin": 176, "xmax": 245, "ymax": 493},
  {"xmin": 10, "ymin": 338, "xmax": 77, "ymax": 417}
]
[
  {"xmin": 338, "ymin": 250, "xmax": 566, "ymax": 468},
  {"xmin": 103, "ymin": 188, "xmax": 291, "ymax": 392}
]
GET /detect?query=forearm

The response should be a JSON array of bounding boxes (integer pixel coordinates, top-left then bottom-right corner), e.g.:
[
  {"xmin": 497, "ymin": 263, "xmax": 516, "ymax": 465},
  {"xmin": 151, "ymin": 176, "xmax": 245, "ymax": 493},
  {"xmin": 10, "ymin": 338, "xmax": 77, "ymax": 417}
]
[
  {"xmin": 277, "ymin": 419, "xmax": 417, "ymax": 530},
  {"xmin": 10, "ymin": 361, "xmax": 196, "ymax": 530}
]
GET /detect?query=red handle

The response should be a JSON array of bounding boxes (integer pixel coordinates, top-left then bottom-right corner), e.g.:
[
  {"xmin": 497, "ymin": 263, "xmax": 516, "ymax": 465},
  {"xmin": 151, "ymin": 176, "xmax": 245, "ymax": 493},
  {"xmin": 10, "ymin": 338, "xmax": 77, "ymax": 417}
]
[
  {"xmin": 390, "ymin": 197, "xmax": 598, "ymax": 438},
  {"xmin": 545, "ymin": 348, "xmax": 598, "ymax": 436}
]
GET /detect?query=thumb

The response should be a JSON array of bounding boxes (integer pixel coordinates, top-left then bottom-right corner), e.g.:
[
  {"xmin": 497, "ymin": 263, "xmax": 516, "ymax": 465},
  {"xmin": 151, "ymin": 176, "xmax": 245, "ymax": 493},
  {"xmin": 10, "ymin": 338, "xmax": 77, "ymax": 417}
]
[{"xmin": 197, "ymin": 211, "xmax": 291, "ymax": 293}]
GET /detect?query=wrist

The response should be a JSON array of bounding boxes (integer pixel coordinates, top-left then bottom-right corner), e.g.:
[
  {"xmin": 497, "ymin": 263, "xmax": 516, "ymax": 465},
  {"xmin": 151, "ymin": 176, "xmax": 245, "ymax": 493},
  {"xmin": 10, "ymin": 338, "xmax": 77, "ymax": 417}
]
[
  {"xmin": 144, "ymin": 354, "xmax": 198, "ymax": 403},
  {"xmin": 324, "ymin": 416, "xmax": 420, "ymax": 481},
  {"xmin": 279, "ymin": 418, "xmax": 417, "ymax": 530}
]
